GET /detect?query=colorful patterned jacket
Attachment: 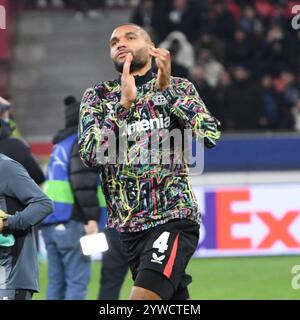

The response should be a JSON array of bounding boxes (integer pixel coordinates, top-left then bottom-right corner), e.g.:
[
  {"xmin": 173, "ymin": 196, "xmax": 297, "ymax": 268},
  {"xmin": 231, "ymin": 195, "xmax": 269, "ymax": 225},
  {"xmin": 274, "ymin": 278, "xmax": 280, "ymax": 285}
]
[{"xmin": 79, "ymin": 70, "xmax": 221, "ymax": 233}]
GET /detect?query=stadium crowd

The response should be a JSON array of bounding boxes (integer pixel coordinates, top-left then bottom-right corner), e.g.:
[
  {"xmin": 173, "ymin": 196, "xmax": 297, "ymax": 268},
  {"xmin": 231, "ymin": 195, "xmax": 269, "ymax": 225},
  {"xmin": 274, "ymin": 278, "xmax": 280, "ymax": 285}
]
[
  {"xmin": 131, "ymin": 0, "xmax": 300, "ymax": 132},
  {"xmin": 23, "ymin": 0, "xmax": 300, "ymax": 132}
]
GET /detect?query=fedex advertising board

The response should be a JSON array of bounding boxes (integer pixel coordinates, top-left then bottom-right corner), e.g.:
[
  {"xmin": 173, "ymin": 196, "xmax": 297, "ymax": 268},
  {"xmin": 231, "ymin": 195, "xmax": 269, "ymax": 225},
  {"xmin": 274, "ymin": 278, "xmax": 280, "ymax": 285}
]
[{"xmin": 193, "ymin": 184, "xmax": 300, "ymax": 257}]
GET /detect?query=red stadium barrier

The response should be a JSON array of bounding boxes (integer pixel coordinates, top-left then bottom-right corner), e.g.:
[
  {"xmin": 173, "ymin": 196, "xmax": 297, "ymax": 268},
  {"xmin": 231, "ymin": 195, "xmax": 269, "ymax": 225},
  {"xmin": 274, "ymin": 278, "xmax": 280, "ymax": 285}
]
[{"xmin": 29, "ymin": 141, "xmax": 53, "ymax": 157}]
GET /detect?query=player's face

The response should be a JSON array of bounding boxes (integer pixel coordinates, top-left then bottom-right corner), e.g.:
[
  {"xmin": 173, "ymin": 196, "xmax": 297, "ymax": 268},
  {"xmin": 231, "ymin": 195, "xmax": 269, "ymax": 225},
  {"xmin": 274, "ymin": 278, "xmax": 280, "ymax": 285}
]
[{"xmin": 110, "ymin": 25, "xmax": 151, "ymax": 73}]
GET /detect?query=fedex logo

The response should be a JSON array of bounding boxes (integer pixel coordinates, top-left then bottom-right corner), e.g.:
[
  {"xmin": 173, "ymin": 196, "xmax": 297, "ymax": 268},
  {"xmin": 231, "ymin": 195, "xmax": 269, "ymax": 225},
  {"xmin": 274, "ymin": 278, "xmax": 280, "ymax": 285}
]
[{"xmin": 197, "ymin": 186, "xmax": 300, "ymax": 254}]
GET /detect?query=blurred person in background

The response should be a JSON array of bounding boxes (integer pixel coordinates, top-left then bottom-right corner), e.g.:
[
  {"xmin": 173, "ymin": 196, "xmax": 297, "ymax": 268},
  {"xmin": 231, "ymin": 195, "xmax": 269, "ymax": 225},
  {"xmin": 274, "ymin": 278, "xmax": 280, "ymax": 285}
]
[
  {"xmin": 71, "ymin": 0, "xmax": 101, "ymax": 21},
  {"xmin": 257, "ymin": 73, "xmax": 293, "ymax": 130},
  {"xmin": 98, "ymin": 223, "xmax": 129, "ymax": 300},
  {"xmin": 261, "ymin": 24, "xmax": 291, "ymax": 75},
  {"xmin": 226, "ymin": 65, "xmax": 264, "ymax": 131},
  {"xmin": 279, "ymin": 70, "xmax": 299, "ymax": 110},
  {"xmin": 36, "ymin": 0, "xmax": 65, "ymax": 8},
  {"xmin": 159, "ymin": 31, "xmax": 195, "ymax": 71},
  {"xmin": 196, "ymin": 48, "xmax": 224, "ymax": 88},
  {"xmin": 189, "ymin": 64, "xmax": 215, "ymax": 114},
  {"xmin": 259, "ymin": 74, "xmax": 281, "ymax": 130},
  {"xmin": 1, "ymin": 96, "xmax": 21, "ymax": 138},
  {"xmin": 0, "ymin": 97, "xmax": 45, "ymax": 186},
  {"xmin": 227, "ymin": 27, "xmax": 255, "ymax": 70},
  {"xmin": 40, "ymin": 96, "xmax": 128, "ymax": 300},
  {"xmin": 291, "ymin": 98, "xmax": 300, "ymax": 132},
  {"xmin": 194, "ymin": 29, "xmax": 225, "ymax": 65},
  {"xmin": 213, "ymin": 70, "xmax": 232, "ymax": 130},
  {"xmin": 41, "ymin": 96, "xmax": 100, "ymax": 300},
  {"xmin": 167, "ymin": 0, "xmax": 199, "ymax": 42},
  {"xmin": 239, "ymin": 4, "xmax": 263, "ymax": 35},
  {"xmin": 131, "ymin": 0, "xmax": 155, "ymax": 38},
  {"xmin": 131, "ymin": 0, "xmax": 170, "ymax": 43},
  {"xmin": 97, "ymin": 177, "xmax": 129, "ymax": 301},
  {"xmin": 212, "ymin": 0, "xmax": 236, "ymax": 46},
  {"xmin": 0, "ymin": 150, "xmax": 53, "ymax": 300}
]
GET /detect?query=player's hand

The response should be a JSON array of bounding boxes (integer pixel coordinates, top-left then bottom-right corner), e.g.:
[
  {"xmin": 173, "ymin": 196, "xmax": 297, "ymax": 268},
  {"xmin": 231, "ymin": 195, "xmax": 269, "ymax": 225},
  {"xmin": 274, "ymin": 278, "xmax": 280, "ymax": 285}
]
[
  {"xmin": 120, "ymin": 53, "xmax": 137, "ymax": 109},
  {"xmin": 0, "ymin": 218, "xmax": 3, "ymax": 233},
  {"xmin": 150, "ymin": 47, "xmax": 171, "ymax": 91},
  {"xmin": 84, "ymin": 220, "xmax": 99, "ymax": 235}
]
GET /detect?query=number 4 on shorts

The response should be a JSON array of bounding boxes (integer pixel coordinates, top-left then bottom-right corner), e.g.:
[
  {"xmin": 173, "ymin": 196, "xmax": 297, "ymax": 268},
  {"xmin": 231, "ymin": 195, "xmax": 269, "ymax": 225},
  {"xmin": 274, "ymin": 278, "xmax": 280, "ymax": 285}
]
[{"xmin": 153, "ymin": 232, "xmax": 170, "ymax": 253}]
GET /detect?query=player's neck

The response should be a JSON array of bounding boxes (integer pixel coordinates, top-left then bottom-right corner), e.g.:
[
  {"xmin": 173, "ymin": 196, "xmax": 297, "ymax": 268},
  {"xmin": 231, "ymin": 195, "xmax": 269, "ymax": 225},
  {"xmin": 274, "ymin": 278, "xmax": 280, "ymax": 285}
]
[{"xmin": 131, "ymin": 62, "xmax": 152, "ymax": 77}]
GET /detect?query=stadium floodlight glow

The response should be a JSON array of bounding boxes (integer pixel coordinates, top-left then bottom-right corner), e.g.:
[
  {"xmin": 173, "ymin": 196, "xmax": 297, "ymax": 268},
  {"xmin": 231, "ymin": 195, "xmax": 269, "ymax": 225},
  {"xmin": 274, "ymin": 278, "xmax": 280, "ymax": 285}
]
[{"xmin": 80, "ymin": 233, "xmax": 109, "ymax": 255}]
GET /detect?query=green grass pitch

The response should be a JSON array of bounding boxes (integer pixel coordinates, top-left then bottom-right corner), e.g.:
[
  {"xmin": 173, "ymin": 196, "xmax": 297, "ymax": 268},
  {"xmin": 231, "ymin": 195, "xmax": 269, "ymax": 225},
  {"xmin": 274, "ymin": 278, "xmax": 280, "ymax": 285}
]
[{"xmin": 33, "ymin": 256, "xmax": 300, "ymax": 300}]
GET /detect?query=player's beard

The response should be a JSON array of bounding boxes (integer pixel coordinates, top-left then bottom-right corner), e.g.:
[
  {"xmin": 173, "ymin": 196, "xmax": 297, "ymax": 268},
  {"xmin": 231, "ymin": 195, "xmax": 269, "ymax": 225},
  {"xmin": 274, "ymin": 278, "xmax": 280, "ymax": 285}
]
[{"xmin": 113, "ymin": 48, "xmax": 149, "ymax": 73}]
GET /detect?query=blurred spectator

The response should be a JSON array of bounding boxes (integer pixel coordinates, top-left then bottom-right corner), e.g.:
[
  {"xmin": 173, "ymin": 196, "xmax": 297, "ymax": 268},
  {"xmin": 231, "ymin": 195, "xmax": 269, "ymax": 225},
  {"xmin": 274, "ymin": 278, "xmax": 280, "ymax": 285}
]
[
  {"xmin": 159, "ymin": 31, "xmax": 195, "ymax": 70},
  {"xmin": 261, "ymin": 24, "xmax": 291, "ymax": 75},
  {"xmin": 41, "ymin": 96, "xmax": 100, "ymax": 300},
  {"xmin": 212, "ymin": 0, "xmax": 236, "ymax": 45},
  {"xmin": 275, "ymin": 70, "xmax": 299, "ymax": 110},
  {"xmin": 196, "ymin": 48, "xmax": 224, "ymax": 88},
  {"xmin": 131, "ymin": 0, "xmax": 170, "ymax": 42},
  {"xmin": 239, "ymin": 5, "xmax": 263, "ymax": 35},
  {"xmin": 189, "ymin": 65, "xmax": 216, "ymax": 113},
  {"xmin": 213, "ymin": 70, "xmax": 232, "ymax": 130},
  {"xmin": 36, "ymin": 0, "xmax": 65, "ymax": 8},
  {"xmin": 131, "ymin": 0, "xmax": 155, "ymax": 38},
  {"xmin": 194, "ymin": 30, "xmax": 225, "ymax": 64},
  {"xmin": 71, "ymin": 0, "xmax": 101, "ymax": 20},
  {"xmin": 226, "ymin": 65, "xmax": 263, "ymax": 130},
  {"xmin": 0, "ymin": 97, "xmax": 45, "ymax": 185},
  {"xmin": 227, "ymin": 27, "xmax": 255, "ymax": 69},
  {"xmin": 259, "ymin": 74, "xmax": 281, "ymax": 129},
  {"xmin": 0, "ymin": 153, "xmax": 52, "ymax": 301},
  {"xmin": 2, "ymin": 96, "xmax": 21, "ymax": 138},
  {"xmin": 291, "ymin": 98, "xmax": 300, "ymax": 132},
  {"xmin": 167, "ymin": 0, "xmax": 199, "ymax": 42},
  {"xmin": 98, "ymin": 228, "xmax": 128, "ymax": 300}
]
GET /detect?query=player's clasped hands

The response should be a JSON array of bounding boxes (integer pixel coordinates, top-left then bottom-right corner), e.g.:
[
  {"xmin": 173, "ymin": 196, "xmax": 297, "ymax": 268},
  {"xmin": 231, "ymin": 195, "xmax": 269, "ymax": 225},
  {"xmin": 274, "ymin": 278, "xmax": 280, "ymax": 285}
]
[{"xmin": 120, "ymin": 47, "xmax": 171, "ymax": 109}]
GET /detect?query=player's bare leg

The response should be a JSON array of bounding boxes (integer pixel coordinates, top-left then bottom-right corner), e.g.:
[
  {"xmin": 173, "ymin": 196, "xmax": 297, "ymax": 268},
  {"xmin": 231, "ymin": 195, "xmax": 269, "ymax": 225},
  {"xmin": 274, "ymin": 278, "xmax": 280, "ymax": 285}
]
[{"xmin": 129, "ymin": 286, "xmax": 162, "ymax": 300}]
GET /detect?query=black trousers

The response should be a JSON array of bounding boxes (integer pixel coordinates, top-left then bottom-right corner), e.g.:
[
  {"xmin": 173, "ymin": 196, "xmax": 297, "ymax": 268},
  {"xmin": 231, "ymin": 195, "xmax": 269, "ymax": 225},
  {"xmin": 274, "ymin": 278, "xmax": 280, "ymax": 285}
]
[{"xmin": 98, "ymin": 228, "xmax": 128, "ymax": 300}]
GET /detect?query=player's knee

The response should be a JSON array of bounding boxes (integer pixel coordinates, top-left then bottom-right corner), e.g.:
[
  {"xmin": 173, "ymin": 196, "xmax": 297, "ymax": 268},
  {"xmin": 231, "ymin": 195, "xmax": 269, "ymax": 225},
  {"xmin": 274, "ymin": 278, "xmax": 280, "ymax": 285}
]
[{"xmin": 129, "ymin": 286, "xmax": 162, "ymax": 300}]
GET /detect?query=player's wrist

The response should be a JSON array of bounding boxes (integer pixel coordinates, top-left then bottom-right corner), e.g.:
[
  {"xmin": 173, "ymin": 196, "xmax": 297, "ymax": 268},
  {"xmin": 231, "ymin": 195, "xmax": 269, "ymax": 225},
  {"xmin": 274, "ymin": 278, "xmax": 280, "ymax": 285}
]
[{"xmin": 120, "ymin": 98, "xmax": 133, "ymax": 109}]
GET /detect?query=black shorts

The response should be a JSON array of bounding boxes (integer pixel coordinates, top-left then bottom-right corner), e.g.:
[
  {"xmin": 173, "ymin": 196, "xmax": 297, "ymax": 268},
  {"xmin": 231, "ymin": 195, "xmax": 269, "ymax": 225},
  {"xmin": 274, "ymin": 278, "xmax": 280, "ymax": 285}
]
[{"xmin": 120, "ymin": 219, "xmax": 200, "ymax": 300}]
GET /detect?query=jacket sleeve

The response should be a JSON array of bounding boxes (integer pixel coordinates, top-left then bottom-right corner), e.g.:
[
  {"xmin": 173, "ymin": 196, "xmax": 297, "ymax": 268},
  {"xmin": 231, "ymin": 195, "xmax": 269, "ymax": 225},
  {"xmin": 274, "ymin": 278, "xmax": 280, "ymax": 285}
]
[
  {"xmin": 4, "ymin": 138, "xmax": 45, "ymax": 185},
  {"xmin": 162, "ymin": 79, "xmax": 221, "ymax": 148},
  {"xmin": 78, "ymin": 85, "xmax": 122, "ymax": 168},
  {"xmin": 70, "ymin": 142, "xmax": 101, "ymax": 222},
  {"xmin": 20, "ymin": 141, "xmax": 45, "ymax": 185},
  {"xmin": 3, "ymin": 160, "xmax": 53, "ymax": 233}
]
